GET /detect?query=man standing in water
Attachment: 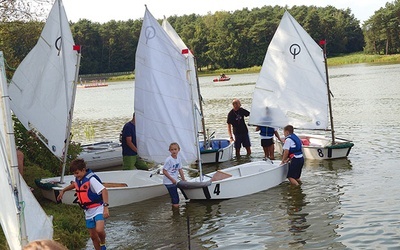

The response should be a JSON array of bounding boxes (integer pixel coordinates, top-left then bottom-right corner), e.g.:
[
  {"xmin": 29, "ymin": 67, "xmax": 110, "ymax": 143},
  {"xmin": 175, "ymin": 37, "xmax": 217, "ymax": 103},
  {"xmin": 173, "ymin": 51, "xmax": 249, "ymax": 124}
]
[
  {"xmin": 121, "ymin": 113, "xmax": 148, "ymax": 170},
  {"xmin": 227, "ymin": 98, "xmax": 251, "ymax": 158}
]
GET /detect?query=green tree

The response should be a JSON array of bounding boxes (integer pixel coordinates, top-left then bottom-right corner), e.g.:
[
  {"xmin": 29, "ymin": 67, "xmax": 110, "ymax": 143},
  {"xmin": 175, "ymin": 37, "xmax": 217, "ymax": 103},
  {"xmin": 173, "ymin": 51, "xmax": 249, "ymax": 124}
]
[
  {"xmin": 0, "ymin": 21, "xmax": 43, "ymax": 79},
  {"xmin": 71, "ymin": 19, "xmax": 103, "ymax": 74},
  {"xmin": 363, "ymin": 0, "xmax": 400, "ymax": 54}
]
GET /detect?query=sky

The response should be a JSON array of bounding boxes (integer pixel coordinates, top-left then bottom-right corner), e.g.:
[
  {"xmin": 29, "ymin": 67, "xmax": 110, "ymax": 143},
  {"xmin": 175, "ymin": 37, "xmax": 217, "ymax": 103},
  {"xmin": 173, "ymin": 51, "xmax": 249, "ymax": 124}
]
[{"xmin": 60, "ymin": 0, "xmax": 390, "ymax": 24}]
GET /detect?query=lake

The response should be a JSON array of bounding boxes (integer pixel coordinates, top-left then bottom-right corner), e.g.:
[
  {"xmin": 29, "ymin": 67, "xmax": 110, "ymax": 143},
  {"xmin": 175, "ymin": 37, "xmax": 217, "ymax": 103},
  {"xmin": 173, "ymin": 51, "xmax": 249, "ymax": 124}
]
[{"xmin": 76, "ymin": 63, "xmax": 400, "ymax": 249}]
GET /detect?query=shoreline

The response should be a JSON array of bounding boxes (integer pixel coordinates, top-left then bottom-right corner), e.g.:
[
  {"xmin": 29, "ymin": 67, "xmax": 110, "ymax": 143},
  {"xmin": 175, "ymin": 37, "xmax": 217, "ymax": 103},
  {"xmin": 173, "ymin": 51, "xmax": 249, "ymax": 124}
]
[{"xmin": 85, "ymin": 53, "xmax": 400, "ymax": 82}]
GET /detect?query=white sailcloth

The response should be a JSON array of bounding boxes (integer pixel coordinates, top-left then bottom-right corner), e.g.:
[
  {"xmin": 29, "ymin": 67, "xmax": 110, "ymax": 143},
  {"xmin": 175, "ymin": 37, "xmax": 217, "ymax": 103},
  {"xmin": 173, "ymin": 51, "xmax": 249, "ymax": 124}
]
[
  {"xmin": 249, "ymin": 11, "xmax": 329, "ymax": 130},
  {"xmin": 1, "ymin": 52, "xmax": 53, "ymax": 250},
  {"xmin": 8, "ymin": 0, "xmax": 78, "ymax": 159},
  {"xmin": 161, "ymin": 18, "xmax": 203, "ymax": 142},
  {"xmin": 135, "ymin": 8, "xmax": 198, "ymax": 165}
]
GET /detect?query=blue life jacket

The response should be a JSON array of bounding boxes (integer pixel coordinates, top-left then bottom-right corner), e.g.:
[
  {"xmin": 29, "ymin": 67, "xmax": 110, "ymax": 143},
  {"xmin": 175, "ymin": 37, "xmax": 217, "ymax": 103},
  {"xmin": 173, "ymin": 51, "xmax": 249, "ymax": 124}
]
[
  {"xmin": 74, "ymin": 169, "xmax": 103, "ymax": 210},
  {"xmin": 286, "ymin": 134, "xmax": 302, "ymax": 156},
  {"xmin": 259, "ymin": 126, "xmax": 275, "ymax": 137}
]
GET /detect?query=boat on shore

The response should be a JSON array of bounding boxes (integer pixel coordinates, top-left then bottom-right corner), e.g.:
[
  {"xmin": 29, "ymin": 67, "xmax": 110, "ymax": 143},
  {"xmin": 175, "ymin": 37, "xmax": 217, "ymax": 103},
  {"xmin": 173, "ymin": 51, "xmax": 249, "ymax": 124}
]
[
  {"xmin": 38, "ymin": 170, "xmax": 167, "ymax": 208},
  {"xmin": 78, "ymin": 140, "xmax": 123, "ymax": 170}
]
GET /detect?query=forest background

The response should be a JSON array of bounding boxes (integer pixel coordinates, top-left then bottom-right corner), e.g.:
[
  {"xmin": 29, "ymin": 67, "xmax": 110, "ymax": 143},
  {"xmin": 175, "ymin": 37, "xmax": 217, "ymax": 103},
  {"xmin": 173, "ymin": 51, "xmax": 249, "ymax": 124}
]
[
  {"xmin": 1, "ymin": 1, "xmax": 400, "ymax": 248},
  {"xmin": 2, "ymin": 1, "xmax": 400, "ymax": 80}
]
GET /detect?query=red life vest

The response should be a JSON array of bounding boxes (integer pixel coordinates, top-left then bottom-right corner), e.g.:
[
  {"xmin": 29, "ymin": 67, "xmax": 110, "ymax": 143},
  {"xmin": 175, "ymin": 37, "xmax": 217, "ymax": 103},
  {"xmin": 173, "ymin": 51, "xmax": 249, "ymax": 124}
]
[{"xmin": 74, "ymin": 171, "xmax": 103, "ymax": 209}]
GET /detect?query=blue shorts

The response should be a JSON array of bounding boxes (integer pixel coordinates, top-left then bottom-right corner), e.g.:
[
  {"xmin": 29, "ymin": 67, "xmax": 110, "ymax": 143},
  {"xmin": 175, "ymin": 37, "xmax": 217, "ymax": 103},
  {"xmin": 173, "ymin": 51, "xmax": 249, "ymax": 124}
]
[
  {"xmin": 85, "ymin": 214, "xmax": 104, "ymax": 229},
  {"xmin": 234, "ymin": 134, "xmax": 251, "ymax": 149},
  {"xmin": 287, "ymin": 157, "xmax": 304, "ymax": 179},
  {"xmin": 165, "ymin": 184, "xmax": 179, "ymax": 205}
]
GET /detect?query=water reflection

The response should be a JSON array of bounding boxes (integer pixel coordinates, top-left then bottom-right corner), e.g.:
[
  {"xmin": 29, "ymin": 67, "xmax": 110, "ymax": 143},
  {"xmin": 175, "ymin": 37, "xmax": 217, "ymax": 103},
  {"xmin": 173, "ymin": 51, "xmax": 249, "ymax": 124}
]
[
  {"xmin": 305, "ymin": 158, "xmax": 353, "ymax": 172},
  {"xmin": 285, "ymin": 186, "xmax": 309, "ymax": 235}
]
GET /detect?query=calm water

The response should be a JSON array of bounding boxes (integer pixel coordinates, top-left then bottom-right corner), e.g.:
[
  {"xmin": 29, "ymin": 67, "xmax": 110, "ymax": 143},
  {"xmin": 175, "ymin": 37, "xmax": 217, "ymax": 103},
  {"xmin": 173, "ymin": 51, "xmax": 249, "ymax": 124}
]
[{"xmin": 77, "ymin": 63, "xmax": 400, "ymax": 249}]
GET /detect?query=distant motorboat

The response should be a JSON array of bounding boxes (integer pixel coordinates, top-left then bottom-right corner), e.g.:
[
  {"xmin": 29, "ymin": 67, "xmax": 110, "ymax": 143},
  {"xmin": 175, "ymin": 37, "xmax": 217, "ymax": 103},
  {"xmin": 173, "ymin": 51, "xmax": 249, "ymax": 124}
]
[
  {"xmin": 213, "ymin": 75, "xmax": 230, "ymax": 82},
  {"xmin": 77, "ymin": 80, "xmax": 108, "ymax": 88}
]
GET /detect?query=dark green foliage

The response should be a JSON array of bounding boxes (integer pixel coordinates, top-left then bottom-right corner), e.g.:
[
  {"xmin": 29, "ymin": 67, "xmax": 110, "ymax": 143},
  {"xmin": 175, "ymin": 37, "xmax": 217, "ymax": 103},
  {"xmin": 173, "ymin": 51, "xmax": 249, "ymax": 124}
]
[
  {"xmin": 0, "ymin": 5, "xmax": 371, "ymax": 76},
  {"xmin": 363, "ymin": 0, "xmax": 400, "ymax": 55},
  {"xmin": 12, "ymin": 116, "xmax": 82, "ymax": 176}
]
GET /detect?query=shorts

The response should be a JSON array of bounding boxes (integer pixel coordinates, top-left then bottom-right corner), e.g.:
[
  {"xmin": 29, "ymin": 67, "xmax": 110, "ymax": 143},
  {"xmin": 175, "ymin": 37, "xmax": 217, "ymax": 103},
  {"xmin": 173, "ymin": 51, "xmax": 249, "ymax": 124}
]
[
  {"xmin": 165, "ymin": 184, "xmax": 179, "ymax": 205},
  {"xmin": 85, "ymin": 214, "xmax": 104, "ymax": 229},
  {"xmin": 234, "ymin": 133, "xmax": 251, "ymax": 149},
  {"xmin": 123, "ymin": 155, "xmax": 148, "ymax": 170},
  {"xmin": 287, "ymin": 157, "xmax": 304, "ymax": 179},
  {"xmin": 261, "ymin": 138, "xmax": 274, "ymax": 147}
]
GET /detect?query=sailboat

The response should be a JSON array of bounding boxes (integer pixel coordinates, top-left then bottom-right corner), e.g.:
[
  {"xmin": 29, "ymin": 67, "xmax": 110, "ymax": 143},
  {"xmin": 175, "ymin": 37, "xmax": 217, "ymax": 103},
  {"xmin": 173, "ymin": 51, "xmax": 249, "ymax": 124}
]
[
  {"xmin": 134, "ymin": 8, "xmax": 200, "ymax": 169},
  {"xmin": 249, "ymin": 11, "xmax": 354, "ymax": 160},
  {"xmin": 0, "ymin": 52, "xmax": 53, "ymax": 249},
  {"xmin": 161, "ymin": 17, "xmax": 234, "ymax": 164},
  {"xmin": 9, "ymin": 0, "xmax": 166, "ymax": 208},
  {"xmin": 133, "ymin": 8, "xmax": 288, "ymax": 200}
]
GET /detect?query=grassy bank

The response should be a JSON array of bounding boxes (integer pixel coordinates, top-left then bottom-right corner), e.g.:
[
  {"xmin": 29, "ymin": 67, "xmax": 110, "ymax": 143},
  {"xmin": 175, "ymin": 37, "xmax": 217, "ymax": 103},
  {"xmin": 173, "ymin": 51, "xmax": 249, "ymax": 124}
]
[
  {"xmin": 327, "ymin": 52, "xmax": 400, "ymax": 66},
  {"xmin": 0, "ymin": 165, "xmax": 88, "ymax": 249},
  {"xmin": 101, "ymin": 53, "xmax": 400, "ymax": 82}
]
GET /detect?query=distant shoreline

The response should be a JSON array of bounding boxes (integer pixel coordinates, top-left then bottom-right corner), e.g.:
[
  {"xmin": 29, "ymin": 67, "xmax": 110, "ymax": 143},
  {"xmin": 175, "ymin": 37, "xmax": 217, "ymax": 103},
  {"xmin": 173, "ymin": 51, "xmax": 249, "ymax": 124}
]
[{"xmin": 80, "ymin": 53, "xmax": 400, "ymax": 82}]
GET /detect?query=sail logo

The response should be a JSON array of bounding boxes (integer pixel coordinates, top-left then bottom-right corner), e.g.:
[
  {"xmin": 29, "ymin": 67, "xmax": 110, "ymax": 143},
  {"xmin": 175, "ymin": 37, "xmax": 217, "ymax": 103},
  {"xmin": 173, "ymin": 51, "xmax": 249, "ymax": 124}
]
[
  {"xmin": 55, "ymin": 36, "xmax": 62, "ymax": 56},
  {"xmin": 289, "ymin": 44, "xmax": 301, "ymax": 59},
  {"xmin": 145, "ymin": 26, "xmax": 156, "ymax": 44}
]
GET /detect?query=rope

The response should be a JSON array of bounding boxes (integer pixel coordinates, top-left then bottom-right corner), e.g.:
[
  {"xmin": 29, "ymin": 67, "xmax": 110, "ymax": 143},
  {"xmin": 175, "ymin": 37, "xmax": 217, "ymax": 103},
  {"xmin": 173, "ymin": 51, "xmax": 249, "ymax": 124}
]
[{"xmin": 3, "ymin": 56, "xmax": 16, "ymax": 71}]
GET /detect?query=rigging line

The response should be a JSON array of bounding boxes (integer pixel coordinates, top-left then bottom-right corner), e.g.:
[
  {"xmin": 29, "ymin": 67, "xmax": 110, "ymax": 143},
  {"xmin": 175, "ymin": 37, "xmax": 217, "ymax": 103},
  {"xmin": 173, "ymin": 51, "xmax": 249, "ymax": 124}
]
[{"xmin": 3, "ymin": 56, "xmax": 17, "ymax": 71}]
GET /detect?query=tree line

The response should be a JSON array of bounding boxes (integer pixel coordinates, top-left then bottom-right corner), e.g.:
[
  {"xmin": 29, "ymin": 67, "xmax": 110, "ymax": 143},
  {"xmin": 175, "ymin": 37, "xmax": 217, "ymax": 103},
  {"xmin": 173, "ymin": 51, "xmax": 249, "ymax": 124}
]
[
  {"xmin": 363, "ymin": 0, "xmax": 400, "ymax": 54},
  {"xmin": 1, "ymin": 3, "xmax": 398, "ymax": 76}
]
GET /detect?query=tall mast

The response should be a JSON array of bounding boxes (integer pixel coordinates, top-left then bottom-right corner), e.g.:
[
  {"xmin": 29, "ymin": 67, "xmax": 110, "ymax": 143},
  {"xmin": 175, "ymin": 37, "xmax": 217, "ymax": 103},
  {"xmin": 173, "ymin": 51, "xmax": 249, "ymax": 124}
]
[
  {"xmin": 322, "ymin": 40, "xmax": 335, "ymax": 144},
  {"xmin": 60, "ymin": 45, "xmax": 81, "ymax": 183},
  {"xmin": 193, "ymin": 56, "xmax": 207, "ymax": 147}
]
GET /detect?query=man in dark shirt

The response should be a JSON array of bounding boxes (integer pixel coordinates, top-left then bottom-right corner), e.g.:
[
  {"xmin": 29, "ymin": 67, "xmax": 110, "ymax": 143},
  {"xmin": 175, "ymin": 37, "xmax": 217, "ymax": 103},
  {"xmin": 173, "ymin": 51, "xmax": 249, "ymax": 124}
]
[
  {"xmin": 227, "ymin": 99, "xmax": 251, "ymax": 158},
  {"xmin": 121, "ymin": 113, "xmax": 148, "ymax": 170}
]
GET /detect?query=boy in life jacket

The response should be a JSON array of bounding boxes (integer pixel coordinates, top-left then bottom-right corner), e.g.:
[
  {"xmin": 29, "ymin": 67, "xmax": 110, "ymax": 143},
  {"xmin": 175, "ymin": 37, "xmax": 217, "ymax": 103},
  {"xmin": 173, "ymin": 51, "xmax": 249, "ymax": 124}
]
[
  {"xmin": 281, "ymin": 125, "xmax": 304, "ymax": 186},
  {"xmin": 57, "ymin": 159, "xmax": 109, "ymax": 250}
]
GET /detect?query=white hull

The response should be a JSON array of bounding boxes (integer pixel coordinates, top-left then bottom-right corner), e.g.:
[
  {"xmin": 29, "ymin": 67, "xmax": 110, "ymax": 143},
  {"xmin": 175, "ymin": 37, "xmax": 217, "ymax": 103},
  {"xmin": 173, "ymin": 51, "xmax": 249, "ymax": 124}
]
[
  {"xmin": 38, "ymin": 170, "xmax": 167, "ymax": 208},
  {"xmin": 78, "ymin": 138, "xmax": 233, "ymax": 170},
  {"xmin": 78, "ymin": 141, "xmax": 122, "ymax": 170},
  {"xmin": 275, "ymin": 134, "xmax": 354, "ymax": 160},
  {"xmin": 180, "ymin": 161, "xmax": 288, "ymax": 200},
  {"xmin": 200, "ymin": 138, "xmax": 234, "ymax": 164},
  {"xmin": 300, "ymin": 134, "xmax": 354, "ymax": 160}
]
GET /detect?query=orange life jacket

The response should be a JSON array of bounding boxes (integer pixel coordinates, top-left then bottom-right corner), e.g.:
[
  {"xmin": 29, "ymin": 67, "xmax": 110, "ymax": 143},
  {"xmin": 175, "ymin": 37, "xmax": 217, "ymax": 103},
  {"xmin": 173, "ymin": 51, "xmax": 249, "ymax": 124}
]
[{"xmin": 74, "ymin": 170, "xmax": 103, "ymax": 210}]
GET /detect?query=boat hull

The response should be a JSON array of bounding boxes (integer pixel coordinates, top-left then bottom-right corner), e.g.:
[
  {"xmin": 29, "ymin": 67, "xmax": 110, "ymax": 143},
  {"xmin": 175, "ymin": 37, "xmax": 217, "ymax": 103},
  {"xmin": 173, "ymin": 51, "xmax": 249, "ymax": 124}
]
[
  {"xmin": 200, "ymin": 138, "xmax": 234, "ymax": 164},
  {"xmin": 213, "ymin": 77, "xmax": 230, "ymax": 82},
  {"xmin": 38, "ymin": 170, "xmax": 167, "ymax": 208},
  {"xmin": 179, "ymin": 161, "xmax": 288, "ymax": 200},
  {"xmin": 275, "ymin": 134, "xmax": 354, "ymax": 160},
  {"xmin": 78, "ymin": 141, "xmax": 123, "ymax": 170}
]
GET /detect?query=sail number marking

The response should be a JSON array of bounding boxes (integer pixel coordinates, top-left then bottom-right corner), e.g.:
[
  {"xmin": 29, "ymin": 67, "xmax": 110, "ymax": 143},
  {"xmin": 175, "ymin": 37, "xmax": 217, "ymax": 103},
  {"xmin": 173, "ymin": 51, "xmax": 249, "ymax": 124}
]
[{"xmin": 213, "ymin": 184, "xmax": 221, "ymax": 195}]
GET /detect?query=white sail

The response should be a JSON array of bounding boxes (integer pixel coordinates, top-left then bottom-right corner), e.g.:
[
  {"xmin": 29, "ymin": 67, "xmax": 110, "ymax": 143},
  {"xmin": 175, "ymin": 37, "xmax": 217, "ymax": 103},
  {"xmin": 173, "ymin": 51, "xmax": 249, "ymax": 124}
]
[
  {"xmin": 8, "ymin": 0, "xmax": 78, "ymax": 159},
  {"xmin": 249, "ymin": 11, "xmax": 329, "ymax": 130},
  {"xmin": 161, "ymin": 18, "xmax": 203, "ymax": 138},
  {"xmin": 1, "ymin": 52, "xmax": 53, "ymax": 250},
  {"xmin": 135, "ymin": 8, "xmax": 198, "ymax": 165}
]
